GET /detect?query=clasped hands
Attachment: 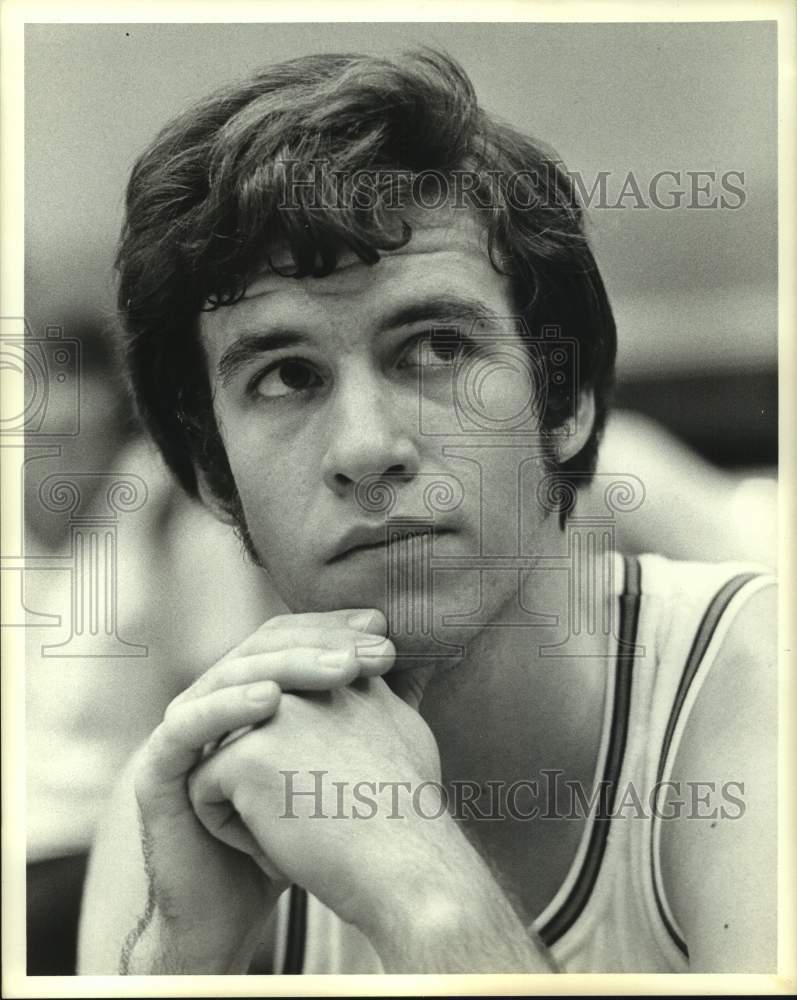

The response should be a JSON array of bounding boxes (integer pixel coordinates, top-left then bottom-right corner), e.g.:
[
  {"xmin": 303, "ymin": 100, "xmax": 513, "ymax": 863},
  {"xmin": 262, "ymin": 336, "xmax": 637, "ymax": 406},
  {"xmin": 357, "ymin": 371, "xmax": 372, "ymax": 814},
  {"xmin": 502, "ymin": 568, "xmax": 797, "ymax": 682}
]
[{"xmin": 182, "ymin": 609, "xmax": 445, "ymax": 933}]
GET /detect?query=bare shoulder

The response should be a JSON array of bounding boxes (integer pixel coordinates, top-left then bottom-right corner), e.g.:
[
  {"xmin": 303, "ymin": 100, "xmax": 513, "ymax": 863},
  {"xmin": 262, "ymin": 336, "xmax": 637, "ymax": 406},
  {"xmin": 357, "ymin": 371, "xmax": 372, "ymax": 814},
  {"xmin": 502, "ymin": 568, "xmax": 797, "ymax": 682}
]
[{"xmin": 659, "ymin": 580, "xmax": 777, "ymax": 971}]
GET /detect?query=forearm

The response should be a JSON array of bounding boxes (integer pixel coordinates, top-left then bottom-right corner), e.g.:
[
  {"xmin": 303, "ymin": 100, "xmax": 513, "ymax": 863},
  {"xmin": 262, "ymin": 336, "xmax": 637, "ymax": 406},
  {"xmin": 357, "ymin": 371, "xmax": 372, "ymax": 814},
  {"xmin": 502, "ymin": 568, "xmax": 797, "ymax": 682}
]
[
  {"xmin": 120, "ymin": 898, "xmax": 271, "ymax": 975},
  {"xmin": 366, "ymin": 823, "xmax": 559, "ymax": 973}
]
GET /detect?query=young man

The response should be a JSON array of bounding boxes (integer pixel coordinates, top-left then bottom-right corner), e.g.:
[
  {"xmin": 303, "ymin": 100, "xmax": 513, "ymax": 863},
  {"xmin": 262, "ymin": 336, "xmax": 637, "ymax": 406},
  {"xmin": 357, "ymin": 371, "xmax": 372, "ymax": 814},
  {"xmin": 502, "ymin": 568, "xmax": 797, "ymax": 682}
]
[{"xmin": 78, "ymin": 50, "xmax": 776, "ymax": 975}]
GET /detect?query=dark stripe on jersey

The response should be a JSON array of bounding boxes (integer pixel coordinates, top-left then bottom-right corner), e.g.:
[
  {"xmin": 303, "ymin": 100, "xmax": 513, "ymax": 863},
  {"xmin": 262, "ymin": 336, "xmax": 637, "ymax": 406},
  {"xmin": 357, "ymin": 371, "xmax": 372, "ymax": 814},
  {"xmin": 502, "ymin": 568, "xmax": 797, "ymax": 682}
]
[
  {"xmin": 651, "ymin": 571, "xmax": 760, "ymax": 958},
  {"xmin": 539, "ymin": 555, "xmax": 641, "ymax": 947},
  {"xmin": 281, "ymin": 884, "xmax": 307, "ymax": 974}
]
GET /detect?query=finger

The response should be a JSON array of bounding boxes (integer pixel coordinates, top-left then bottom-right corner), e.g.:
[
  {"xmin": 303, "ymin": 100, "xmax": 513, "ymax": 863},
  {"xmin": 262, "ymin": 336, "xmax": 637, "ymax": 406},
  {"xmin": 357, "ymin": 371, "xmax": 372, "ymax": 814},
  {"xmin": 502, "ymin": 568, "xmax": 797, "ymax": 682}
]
[
  {"xmin": 188, "ymin": 761, "xmax": 287, "ymax": 885},
  {"xmin": 179, "ymin": 639, "xmax": 395, "ymax": 703},
  {"xmin": 202, "ymin": 722, "xmax": 256, "ymax": 759},
  {"xmin": 174, "ymin": 617, "xmax": 390, "ymax": 703},
  {"xmin": 140, "ymin": 681, "xmax": 281, "ymax": 789},
  {"xmin": 235, "ymin": 623, "xmax": 388, "ymax": 660},
  {"xmin": 182, "ymin": 610, "xmax": 389, "ymax": 693},
  {"xmin": 258, "ymin": 608, "xmax": 387, "ymax": 635}
]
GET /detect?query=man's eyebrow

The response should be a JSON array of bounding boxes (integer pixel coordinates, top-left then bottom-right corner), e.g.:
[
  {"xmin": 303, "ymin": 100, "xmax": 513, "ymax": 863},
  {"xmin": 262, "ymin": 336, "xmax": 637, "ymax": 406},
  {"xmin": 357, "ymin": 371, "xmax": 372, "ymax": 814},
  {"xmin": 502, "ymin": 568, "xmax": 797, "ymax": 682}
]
[
  {"xmin": 217, "ymin": 331, "xmax": 309, "ymax": 387},
  {"xmin": 376, "ymin": 295, "xmax": 505, "ymax": 333},
  {"xmin": 215, "ymin": 296, "xmax": 504, "ymax": 387}
]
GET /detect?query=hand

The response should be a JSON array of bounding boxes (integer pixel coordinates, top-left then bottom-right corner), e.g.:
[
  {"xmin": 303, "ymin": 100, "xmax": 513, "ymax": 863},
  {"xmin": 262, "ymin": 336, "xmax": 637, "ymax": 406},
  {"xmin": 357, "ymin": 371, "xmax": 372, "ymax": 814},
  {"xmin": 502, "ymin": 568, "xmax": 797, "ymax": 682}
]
[
  {"xmin": 129, "ymin": 607, "xmax": 393, "ymax": 971},
  {"xmin": 188, "ymin": 671, "xmax": 444, "ymax": 936}
]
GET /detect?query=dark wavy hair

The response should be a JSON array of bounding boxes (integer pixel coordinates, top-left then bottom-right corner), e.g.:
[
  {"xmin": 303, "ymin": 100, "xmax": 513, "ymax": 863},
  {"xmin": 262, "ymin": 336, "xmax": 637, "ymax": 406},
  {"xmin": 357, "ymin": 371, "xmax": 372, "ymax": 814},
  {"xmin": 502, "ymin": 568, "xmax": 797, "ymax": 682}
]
[{"xmin": 116, "ymin": 48, "xmax": 616, "ymax": 531}]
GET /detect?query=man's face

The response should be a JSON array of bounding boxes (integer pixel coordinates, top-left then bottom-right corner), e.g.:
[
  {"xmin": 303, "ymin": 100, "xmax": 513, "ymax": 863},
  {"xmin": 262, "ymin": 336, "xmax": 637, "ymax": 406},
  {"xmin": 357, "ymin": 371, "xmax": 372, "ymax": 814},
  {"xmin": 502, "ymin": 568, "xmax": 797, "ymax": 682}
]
[{"xmin": 199, "ymin": 208, "xmax": 563, "ymax": 659}]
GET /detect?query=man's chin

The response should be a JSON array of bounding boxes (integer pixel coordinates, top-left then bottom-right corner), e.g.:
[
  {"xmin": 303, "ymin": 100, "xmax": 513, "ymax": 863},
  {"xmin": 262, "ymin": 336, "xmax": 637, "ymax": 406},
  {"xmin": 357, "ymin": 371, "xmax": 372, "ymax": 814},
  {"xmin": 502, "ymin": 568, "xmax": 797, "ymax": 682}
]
[{"xmin": 280, "ymin": 565, "xmax": 481, "ymax": 655}]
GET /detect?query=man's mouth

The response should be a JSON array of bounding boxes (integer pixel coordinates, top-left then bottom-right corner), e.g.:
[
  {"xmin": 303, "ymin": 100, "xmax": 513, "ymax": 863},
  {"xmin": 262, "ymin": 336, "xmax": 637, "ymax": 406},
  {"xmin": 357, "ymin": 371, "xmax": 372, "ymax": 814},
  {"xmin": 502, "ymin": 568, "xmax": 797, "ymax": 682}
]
[{"xmin": 327, "ymin": 527, "xmax": 455, "ymax": 564}]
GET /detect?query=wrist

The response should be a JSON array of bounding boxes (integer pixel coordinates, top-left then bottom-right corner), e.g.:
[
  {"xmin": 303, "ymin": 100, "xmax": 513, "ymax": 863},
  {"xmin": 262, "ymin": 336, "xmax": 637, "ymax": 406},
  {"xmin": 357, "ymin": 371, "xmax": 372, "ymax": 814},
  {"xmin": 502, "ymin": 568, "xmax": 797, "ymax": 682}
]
[
  {"xmin": 123, "ymin": 903, "xmax": 267, "ymax": 975},
  {"xmin": 358, "ymin": 819, "xmax": 558, "ymax": 973},
  {"xmin": 356, "ymin": 813, "xmax": 479, "ymax": 942}
]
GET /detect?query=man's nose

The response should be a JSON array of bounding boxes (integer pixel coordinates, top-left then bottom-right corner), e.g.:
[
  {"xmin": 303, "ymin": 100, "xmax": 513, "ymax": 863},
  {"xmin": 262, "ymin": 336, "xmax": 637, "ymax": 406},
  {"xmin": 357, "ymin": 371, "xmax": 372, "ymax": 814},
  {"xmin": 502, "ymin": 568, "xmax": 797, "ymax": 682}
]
[{"xmin": 320, "ymin": 372, "xmax": 420, "ymax": 498}]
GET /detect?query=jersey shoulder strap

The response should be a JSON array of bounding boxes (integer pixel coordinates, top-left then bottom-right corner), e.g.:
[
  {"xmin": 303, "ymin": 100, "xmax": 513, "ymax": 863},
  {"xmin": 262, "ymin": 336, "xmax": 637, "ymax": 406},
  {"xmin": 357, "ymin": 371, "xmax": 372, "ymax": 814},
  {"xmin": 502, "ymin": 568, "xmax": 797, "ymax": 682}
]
[
  {"xmin": 538, "ymin": 554, "xmax": 642, "ymax": 946},
  {"xmin": 650, "ymin": 568, "xmax": 768, "ymax": 958}
]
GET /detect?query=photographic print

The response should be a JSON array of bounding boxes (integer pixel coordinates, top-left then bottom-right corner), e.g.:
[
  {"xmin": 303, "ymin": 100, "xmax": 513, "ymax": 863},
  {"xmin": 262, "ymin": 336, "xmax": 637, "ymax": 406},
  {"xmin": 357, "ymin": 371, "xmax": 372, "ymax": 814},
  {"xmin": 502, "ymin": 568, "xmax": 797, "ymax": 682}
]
[{"xmin": 2, "ymin": 3, "xmax": 793, "ymax": 996}]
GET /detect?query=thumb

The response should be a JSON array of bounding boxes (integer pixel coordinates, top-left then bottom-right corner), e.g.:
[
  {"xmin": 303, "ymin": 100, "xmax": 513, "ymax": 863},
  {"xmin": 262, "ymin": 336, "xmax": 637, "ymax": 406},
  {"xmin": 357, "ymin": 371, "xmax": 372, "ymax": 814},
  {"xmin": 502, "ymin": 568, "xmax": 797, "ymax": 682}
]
[
  {"xmin": 387, "ymin": 665, "xmax": 435, "ymax": 712},
  {"xmin": 189, "ymin": 761, "xmax": 287, "ymax": 887}
]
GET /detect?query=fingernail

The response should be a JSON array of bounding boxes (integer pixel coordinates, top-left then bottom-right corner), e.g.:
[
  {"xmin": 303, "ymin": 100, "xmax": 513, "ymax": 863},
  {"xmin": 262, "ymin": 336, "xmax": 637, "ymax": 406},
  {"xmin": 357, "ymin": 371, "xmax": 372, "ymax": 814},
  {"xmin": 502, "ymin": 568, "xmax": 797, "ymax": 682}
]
[
  {"xmin": 348, "ymin": 610, "xmax": 377, "ymax": 630},
  {"xmin": 319, "ymin": 650, "xmax": 352, "ymax": 668},
  {"xmin": 246, "ymin": 681, "xmax": 277, "ymax": 702},
  {"xmin": 355, "ymin": 638, "xmax": 394, "ymax": 667}
]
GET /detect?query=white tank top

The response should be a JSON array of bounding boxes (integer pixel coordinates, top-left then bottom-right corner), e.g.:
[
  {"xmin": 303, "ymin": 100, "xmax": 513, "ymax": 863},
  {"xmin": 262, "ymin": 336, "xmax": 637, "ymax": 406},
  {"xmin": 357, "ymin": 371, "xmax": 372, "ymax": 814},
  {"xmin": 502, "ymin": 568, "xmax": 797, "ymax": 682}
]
[{"xmin": 270, "ymin": 552, "xmax": 775, "ymax": 973}]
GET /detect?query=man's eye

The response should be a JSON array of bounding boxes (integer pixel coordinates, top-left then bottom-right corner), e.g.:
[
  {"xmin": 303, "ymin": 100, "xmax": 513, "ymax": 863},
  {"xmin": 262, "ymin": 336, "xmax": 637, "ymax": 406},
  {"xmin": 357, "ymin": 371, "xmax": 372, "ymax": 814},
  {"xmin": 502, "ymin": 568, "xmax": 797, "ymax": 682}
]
[
  {"xmin": 253, "ymin": 359, "xmax": 322, "ymax": 398},
  {"xmin": 400, "ymin": 331, "xmax": 474, "ymax": 368}
]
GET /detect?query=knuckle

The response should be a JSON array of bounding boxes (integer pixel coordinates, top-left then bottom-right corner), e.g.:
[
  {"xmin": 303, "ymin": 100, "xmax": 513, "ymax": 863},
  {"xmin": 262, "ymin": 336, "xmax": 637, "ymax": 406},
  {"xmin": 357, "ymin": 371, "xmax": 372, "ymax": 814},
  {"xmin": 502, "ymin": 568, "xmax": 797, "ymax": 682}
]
[
  {"xmin": 325, "ymin": 655, "xmax": 360, "ymax": 686},
  {"xmin": 162, "ymin": 699, "xmax": 183, "ymax": 728},
  {"xmin": 282, "ymin": 646, "xmax": 321, "ymax": 671},
  {"xmin": 164, "ymin": 693, "xmax": 208, "ymax": 737},
  {"xmin": 256, "ymin": 678, "xmax": 280, "ymax": 698},
  {"xmin": 316, "ymin": 629, "xmax": 349, "ymax": 650},
  {"xmin": 206, "ymin": 656, "xmax": 249, "ymax": 694},
  {"xmin": 217, "ymin": 655, "xmax": 247, "ymax": 682},
  {"xmin": 188, "ymin": 696, "xmax": 214, "ymax": 729},
  {"xmin": 245, "ymin": 680, "xmax": 280, "ymax": 706}
]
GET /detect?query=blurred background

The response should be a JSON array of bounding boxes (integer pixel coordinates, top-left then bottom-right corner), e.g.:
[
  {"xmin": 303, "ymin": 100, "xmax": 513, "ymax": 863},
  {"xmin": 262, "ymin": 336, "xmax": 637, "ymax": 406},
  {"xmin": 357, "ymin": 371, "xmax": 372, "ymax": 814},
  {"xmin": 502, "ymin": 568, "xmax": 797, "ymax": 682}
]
[{"xmin": 21, "ymin": 21, "xmax": 777, "ymax": 974}]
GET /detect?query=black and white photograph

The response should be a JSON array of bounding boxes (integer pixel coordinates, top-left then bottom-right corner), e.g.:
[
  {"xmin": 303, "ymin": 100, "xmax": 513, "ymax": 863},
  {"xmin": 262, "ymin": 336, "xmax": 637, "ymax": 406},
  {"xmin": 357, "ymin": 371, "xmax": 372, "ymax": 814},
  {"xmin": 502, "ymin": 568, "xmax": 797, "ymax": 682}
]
[{"xmin": 2, "ymin": 2, "xmax": 794, "ymax": 994}]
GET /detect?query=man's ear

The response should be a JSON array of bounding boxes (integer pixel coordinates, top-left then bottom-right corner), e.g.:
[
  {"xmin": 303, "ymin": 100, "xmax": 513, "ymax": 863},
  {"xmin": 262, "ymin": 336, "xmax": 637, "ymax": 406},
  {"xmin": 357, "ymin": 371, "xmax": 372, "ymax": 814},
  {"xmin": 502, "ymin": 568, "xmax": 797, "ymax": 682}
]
[
  {"xmin": 195, "ymin": 470, "xmax": 239, "ymax": 527},
  {"xmin": 554, "ymin": 389, "xmax": 596, "ymax": 462}
]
